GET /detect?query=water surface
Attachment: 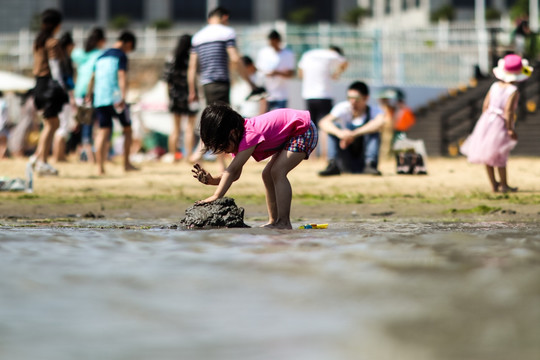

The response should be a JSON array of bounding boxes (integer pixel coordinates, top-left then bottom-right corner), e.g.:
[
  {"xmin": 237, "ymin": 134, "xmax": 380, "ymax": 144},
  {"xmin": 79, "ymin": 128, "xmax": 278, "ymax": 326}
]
[{"xmin": 1, "ymin": 220, "xmax": 539, "ymax": 360}]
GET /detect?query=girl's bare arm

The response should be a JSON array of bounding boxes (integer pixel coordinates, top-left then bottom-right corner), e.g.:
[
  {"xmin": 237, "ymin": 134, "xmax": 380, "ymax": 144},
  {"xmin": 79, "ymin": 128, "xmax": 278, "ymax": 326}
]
[
  {"xmin": 196, "ymin": 146, "xmax": 255, "ymax": 204},
  {"xmin": 504, "ymin": 91, "xmax": 519, "ymax": 130}
]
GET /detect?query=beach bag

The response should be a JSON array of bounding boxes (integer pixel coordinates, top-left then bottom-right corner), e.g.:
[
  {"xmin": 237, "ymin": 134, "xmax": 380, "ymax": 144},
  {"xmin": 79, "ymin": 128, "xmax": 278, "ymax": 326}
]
[
  {"xmin": 393, "ymin": 137, "xmax": 428, "ymax": 175},
  {"xmin": 75, "ymin": 105, "xmax": 93, "ymax": 125},
  {"xmin": 396, "ymin": 152, "xmax": 427, "ymax": 175}
]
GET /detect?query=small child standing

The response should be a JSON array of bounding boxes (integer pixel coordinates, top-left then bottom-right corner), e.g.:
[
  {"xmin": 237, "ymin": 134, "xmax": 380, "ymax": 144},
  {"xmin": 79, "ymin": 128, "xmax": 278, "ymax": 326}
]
[
  {"xmin": 192, "ymin": 104, "xmax": 318, "ymax": 229},
  {"xmin": 460, "ymin": 54, "xmax": 533, "ymax": 193}
]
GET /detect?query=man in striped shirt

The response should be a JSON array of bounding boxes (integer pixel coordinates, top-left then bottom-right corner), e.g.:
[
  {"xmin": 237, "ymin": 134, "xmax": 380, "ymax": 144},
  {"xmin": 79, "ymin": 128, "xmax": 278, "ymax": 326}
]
[
  {"xmin": 188, "ymin": 6, "xmax": 254, "ymax": 107},
  {"xmin": 188, "ymin": 6, "xmax": 255, "ymax": 169}
]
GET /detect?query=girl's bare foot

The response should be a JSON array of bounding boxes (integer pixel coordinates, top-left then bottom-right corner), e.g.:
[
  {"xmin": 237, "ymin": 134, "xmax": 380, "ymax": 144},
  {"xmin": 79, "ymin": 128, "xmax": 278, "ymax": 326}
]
[
  {"xmin": 492, "ymin": 181, "xmax": 500, "ymax": 192},
  {"xmin": 262, "ymin": 221, "xmax": 292, "ymax": 230}
]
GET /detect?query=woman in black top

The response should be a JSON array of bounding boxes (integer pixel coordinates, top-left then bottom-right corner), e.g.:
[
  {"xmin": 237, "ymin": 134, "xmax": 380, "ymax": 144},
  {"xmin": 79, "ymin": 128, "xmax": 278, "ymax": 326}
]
[{"xmin": 163, "ymin": 34, "xmax": 199, "ymax": 163}]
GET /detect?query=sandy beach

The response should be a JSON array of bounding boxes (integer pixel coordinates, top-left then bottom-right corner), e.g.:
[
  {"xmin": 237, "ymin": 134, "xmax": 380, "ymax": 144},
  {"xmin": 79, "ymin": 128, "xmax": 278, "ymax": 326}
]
[{"xmin": 1, "ymin": 155, "xmax": 539, "ymax": 224}]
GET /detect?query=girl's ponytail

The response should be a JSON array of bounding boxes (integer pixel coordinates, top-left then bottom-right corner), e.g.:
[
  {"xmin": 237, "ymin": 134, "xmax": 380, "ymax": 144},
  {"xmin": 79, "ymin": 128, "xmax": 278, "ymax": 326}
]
[{"xmin": 34, "ymin": 9, "xmax": 62, "ymax": 50}]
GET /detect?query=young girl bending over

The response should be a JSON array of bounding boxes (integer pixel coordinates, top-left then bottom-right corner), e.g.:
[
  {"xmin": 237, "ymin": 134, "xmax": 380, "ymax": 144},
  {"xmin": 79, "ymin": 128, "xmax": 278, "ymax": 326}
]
[
  {"xmin": 460, "ymin": 54, "xmax": 533, "ymax": 193},
  {"xmin": 192, "ymin": 104, "xmax": 318, "ymax": 229}
]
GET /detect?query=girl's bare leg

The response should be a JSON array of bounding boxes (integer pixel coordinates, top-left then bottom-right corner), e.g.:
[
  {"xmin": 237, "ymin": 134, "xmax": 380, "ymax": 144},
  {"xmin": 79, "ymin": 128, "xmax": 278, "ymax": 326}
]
[
  {"xmin": 497, "ymin": 166, "xmax": 517, "ymax": 192},
  {"xmin": 82, "ymin": 143, "xmax": 95, "ymax": 163},
  {"xmin": 52, "ymin": 133, "xmax": 67, "ymax": 162},
  {"xmin": 123, "ymin": 126, "xmax": 137, "ymax": 171},
  {"xmin": 261, "ymin": 153, "xmax": 280, "ymax": 226},
  {"xmin": 36, "ymin": 117, "xmax": 59, "ymax": 164},
  {"xmin": 263, "ymin": 151, "xmax": 305, "ymax": 229},
  {"xmin": 486, "ymin": 165, "xmax": 499, "ymax": 192},
  {"xmin": 188, "ymin": 141, "xmax": 204, "ymax": 163},
  {"xmin": 95, "ymin": 127, "xmax": 111, "ymax": 175},
  {"xmin": 169, "ymin": 113, "xmax": 181, "ymax": 156},
  {"xmin": 0, "ymin": 135, "xmax": 7, "ymax": 158},
  {"xmin": 184, "ymin": 114, "xmax": 197, "ymax": 160}
]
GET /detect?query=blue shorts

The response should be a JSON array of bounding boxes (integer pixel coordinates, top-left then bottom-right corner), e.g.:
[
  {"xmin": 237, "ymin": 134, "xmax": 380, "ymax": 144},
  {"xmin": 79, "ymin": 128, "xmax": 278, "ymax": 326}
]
[
  {"xmin": 285, "ymin": 121, "xmax": 318, "ymax": 159},
  {"xmin": 95, "ymin": 105, "xmax": 132, "ymax": 129}
]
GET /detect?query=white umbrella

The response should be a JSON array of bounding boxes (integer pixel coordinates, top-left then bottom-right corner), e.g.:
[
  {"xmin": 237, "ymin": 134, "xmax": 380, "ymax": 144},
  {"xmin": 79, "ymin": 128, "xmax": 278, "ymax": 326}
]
[{"xmin": 0, "ymin": 71, "xmax": 35, "ymax": 92}]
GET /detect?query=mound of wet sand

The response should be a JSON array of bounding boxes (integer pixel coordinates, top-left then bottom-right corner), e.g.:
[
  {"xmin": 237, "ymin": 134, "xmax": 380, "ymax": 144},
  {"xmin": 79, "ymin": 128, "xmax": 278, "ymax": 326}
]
[{"xmin": 180, "ymin": 197, "xmax": 250, "ymax": 229}]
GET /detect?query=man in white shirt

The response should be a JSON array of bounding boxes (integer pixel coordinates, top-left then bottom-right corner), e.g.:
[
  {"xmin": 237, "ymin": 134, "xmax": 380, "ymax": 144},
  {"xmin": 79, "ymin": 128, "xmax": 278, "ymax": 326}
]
[
  {"xmin": 298, "ymin": 46, "xmax": 347, "ymax": 158},
  {"xmin": 318, "ymin": 81, "xmax": 382, "ymax": 176},
  {"xmin": 298, "ymin": 46, "xmax": 348, "ymax": 126},
  {"xmin": 256, "ymin": 30, "xmax": 295, "ymax": 111}
]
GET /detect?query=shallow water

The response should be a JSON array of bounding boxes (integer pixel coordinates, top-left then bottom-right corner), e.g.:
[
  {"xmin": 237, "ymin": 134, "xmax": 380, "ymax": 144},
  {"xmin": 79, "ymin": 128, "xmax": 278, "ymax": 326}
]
[{"xmin": 1, "ymin": 220, "xmax": 539, "ymax": 360}]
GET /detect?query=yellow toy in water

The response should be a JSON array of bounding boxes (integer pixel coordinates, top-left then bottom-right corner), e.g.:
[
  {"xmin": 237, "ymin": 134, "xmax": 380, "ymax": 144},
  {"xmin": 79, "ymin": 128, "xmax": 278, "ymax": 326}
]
[{"xmin": 299, "ymin": 224, "xmax": 328, "ymax": 229}]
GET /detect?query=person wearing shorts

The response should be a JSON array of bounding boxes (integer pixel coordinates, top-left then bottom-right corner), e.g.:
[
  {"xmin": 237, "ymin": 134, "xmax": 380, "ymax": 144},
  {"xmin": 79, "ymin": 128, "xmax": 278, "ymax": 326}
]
[
  {"xmin": 87, "ymin": 31, "xmax": 137, "ymax": 175},
  {"xmin": 192, "ymin": 104, "xmax": 317, "ymax": 229},
  {"xmin": 30, "ymin": 9, "xmax": 69, "ymax": 176}
]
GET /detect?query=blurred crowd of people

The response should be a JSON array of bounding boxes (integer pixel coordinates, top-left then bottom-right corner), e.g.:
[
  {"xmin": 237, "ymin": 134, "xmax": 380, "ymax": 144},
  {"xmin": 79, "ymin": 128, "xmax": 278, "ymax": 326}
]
[{"xmin": 0, "ymin": 6, "xmax": 418, "ymax": 178}]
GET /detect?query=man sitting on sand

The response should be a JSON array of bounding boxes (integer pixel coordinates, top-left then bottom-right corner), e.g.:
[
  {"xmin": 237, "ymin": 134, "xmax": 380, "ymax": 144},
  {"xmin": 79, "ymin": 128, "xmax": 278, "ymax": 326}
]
[{"xmin": 318, "ymin": 81, "xmax": 382, "ymax": 176}]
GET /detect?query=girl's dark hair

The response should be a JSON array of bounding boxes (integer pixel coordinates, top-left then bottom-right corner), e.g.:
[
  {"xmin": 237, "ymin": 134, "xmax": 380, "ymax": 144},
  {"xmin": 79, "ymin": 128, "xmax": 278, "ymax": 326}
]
[
  {"xmin": 85, "ymin": 27, "xmax": 105, "ymax": 52},
  {"xmin": 200, "ymin": 103, "xmax": 245, "ymax": 154},
  {"xmin": 59, "ymin": 32, "xmax": 74, "ymax": 79},
  {"xmin": 173, "ymin": 34, "xmax": 192, "ymax": 70},
  {"xmin": 59, "ymin": 32, "xmax": 73, "ymax": 50},
  {"xmin": 34, "ymin": 8, "xmax": 62, "ymax": 50}
]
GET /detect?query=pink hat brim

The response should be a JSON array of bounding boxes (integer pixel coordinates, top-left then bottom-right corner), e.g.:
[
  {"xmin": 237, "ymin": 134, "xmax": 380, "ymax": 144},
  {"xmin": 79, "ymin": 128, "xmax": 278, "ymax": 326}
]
[{"xmin": 493, "ymin": 58, "xmax": 533, "ymax": 82}]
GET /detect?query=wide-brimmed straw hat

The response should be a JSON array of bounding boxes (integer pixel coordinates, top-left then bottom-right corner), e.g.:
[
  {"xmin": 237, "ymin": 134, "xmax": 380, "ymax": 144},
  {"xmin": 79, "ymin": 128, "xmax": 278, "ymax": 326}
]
[{"xmin": 493, "ymin": 54, "xmax": 533, "ymax": 82}]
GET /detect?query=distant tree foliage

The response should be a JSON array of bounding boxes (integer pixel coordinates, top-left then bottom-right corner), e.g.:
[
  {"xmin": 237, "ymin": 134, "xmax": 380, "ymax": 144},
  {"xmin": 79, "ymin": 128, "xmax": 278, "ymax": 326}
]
[
  {"xmin": 287, "ymin": 6, "xmax": 316, "ymax": 24},
  {"xmin": 510, "ymin": 0, "xmax": 529, "ymax": 21},
  {"xmin": 485, "ymin": 7, "xmax": 501, "ymax": 21},
  {"xmin": 430, "ymin": 5, "xmax": 455, "ymax": 22},
  {"xmin": 152, "ymin": 19, "xmax": 172, "ymax": 30},
  {"xmin": 342, "ymin": 7, "xmax": 370, "ymax": 26},
  {"xmin": 110, "ymin": 15, "xmax": 131, "ymax": 30}
]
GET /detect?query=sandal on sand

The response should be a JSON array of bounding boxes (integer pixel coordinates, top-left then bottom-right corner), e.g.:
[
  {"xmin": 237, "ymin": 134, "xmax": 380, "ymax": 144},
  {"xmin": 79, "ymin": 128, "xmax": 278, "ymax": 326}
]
[{"xmin": 500, "ymin": 185, "xmax": 518, "ymax": 193}]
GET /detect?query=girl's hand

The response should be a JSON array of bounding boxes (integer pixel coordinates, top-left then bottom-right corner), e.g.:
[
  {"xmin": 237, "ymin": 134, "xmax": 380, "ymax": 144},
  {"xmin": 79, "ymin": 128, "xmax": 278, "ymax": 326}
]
[
  {"xmin": 192, "ymin": 163, "xmax": 212, "ymax": 184},
  {"xmin": 195, "ymin": 195, "xmax": 219, "ymax": 205},
  {"xmin": 508, "ymin": 129, "xmax": 518, "ymax": 140}
]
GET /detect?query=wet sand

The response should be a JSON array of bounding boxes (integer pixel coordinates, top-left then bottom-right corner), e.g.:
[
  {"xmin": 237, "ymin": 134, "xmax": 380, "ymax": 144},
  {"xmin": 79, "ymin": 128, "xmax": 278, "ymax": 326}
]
[{"xmin": 0, "ymin": 156, "xmax": 539, "ymax": 223}]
